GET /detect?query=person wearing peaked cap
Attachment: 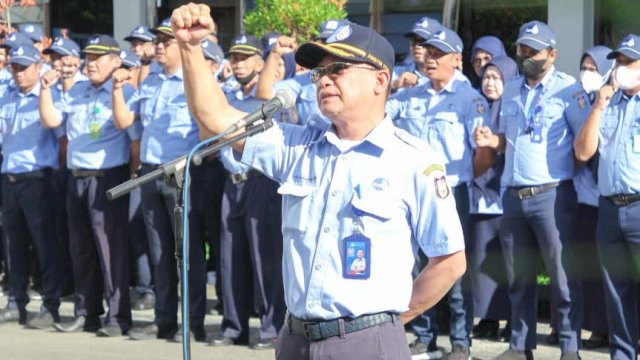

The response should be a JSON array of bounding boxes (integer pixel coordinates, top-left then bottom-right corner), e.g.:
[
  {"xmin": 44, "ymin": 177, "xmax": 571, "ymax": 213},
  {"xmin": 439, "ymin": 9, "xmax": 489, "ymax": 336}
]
[
  {"xmin": 474, "ymin": 20, "xmax": 584, "ymax": 360},
  {"xmin": 44, "ymin": 37, "xmax": 86, "ymax": 92},
  {"xmin": 18, "ymin": 23, "xmax": 44, "ymax": 52},
  {"xmin": 119, "ymin": 50, "xmax": 141, "ymax": 87},
  {"xmin": 111, "ymin": 16, "xmax": 213, "ymax": 343},
  {"xmin": 387, "ymin": 24, "xmax": 487, "ymax": 360},
  {"xmin": 124, "ymin": 25, "xmax": 156, "ymax": 69},
  {"xmin": 392, "ymin": 17, "xmax": 442, "ymax": 92},
  {"xmin": 470, "ymin": 36, "xmax": 507, "ymax": 82},
  {"xmin": 124, "ymin": 25, "xmax": 155, "ymax": 43},
  {"xmin": 201, "ymin": 38, "xmax": 224, "ymax": 73},
  {"xmin": 39, "ymin": 32, "xmax": 139, "ymax": 338},
  {"xmin": 315, "ymin": 18, "xmax": 350, "ymax": 41},
  {"xmin": 0, "ymin": 43, "xmax": 64, "ymax": 330},
  {"xmin": 0, "ymin": 32, "xmax": 31, "ymax": 50},
  {"xmin": 575, "ymin": 33, "xmax": 640, "ymax": 360},
  {"xmin": 172, "ymin": 4, "xmax": 465, "ymax": 359},
  {"xmin": 261, "ymin": 31, "xmax": 281, "ymax": 54}
]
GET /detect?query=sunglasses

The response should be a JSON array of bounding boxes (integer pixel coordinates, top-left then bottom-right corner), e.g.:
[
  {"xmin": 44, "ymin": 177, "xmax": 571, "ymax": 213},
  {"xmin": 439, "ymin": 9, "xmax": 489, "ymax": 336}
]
[
  {"xmin": 153, "ymin": 37, "xmax": 177, "ymax": 46},
  {"xmin": 310, "ymin": 62, "xmax": 378, "ymax": 84}
]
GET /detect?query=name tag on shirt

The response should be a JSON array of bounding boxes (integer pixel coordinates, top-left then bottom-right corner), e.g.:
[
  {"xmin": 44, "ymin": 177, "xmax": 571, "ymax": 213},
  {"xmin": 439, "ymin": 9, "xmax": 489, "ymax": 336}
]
[
  {"xmin": 342, "ymin": 234, "xmax": 371, "ymax": 280},
  {"xmin": 530, "ymin": 122, "xmax": 543, "ymax": 143}
]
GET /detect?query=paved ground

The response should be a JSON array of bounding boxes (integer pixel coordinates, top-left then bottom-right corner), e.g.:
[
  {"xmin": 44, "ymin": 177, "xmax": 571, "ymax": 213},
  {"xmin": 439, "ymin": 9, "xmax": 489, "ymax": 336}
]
[{"xmin": 0, "ymin": 287, "xmax": 610, "ymax": 360}]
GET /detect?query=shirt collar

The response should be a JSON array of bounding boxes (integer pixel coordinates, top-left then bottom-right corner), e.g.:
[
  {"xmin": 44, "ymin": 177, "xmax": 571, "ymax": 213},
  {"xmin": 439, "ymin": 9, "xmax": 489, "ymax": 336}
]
[
  {"xmin": 160, "ymin": 67, "xmax": 184, "ymax": 80},
  {"xmin": 323, "ymin": 116, "xmax": 394, "ymax": 153},
  {"xmin": 523, "ymin": 65, "xmax": 556, "ymax": 91},
  {"xmin": 426, "ymin": 75, "xmax": 458, "ymax": 95}
]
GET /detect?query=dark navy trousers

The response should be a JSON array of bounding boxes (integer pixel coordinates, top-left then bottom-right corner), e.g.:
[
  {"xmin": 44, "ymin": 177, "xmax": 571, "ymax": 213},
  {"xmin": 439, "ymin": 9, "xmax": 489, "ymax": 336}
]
[
  {"xmin": 66, "ymin": 166, "xmax": 131, "ymax": 331},
  {"xmin": 2, "ymin": 173, "xmax": 61, "ymax": 317},
  {"xmin": 596, "ymin": 197, "xmax": 640, "ymax": 360},
  {"xmin": 128, "ymin": 186, "xmax": 153, "ymax": 296},
  {"xmin": 220, "ymin": 174, "xmax": 285, "ymax": 341},
  {"xmin": 500, "ymin": 183, "xmax": 582, "ymax": 351},
  {"xmin": 412, "ymin": 184, "xmax": 473, "ymax": 348}
]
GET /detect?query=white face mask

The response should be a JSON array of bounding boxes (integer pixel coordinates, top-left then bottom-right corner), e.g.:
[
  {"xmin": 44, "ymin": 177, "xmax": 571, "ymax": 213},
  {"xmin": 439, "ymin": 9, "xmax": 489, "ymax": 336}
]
[
  {"xmin": 579, "ymin": 70, "xmax": 604, "ymax": 93},
  {"xmin": 615, "ymin": 65, "xmax": 640, "ymax": 90}
]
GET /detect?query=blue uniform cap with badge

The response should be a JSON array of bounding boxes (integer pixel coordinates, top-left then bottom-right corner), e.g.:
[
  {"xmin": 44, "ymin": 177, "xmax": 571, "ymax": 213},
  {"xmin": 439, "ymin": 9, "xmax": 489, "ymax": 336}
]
[
  {"xmin": 119, "ymin": 50, "xmax": 141, "ymax": 68},
  {"xmin": 201, "ymin": 39, "xmax": 224, "ymax": 63},
  {"xmin": 150, "ymin": 18, "xmax": 174, "ymax": 37},
  {"xmin": 516, "ymin": 21, "xmax": 556, "ymax": 51},
  {"xmin": 83, "ymin": 34, "xmax": 120, "ymax": 55},
  {"xmin": 296, "ymin": 23, "xmax": 395, "ymax": 73},
  {"xmin": 607, "ymin": 34, "xmax": 640, "ymax": 61},
  {"xmin": 261, "ymin": 31, "xmax": 281, "ymax": 53},
  {"xmin": 0, "ymin": 32, "xmax": 31, "ymax": 49},
  {"xmin": 44, "ymin": 37, "xmax": 81, "ymax": 58},
  {"xmin": 404, "ymin": 17, "xmax": 442, "ymax": 41},
  {"xmin": 8, "ymin": 44, "xmax": 41, "ymax": 67},
  {"xmin": 316, "ymin": 19, "xmax": 350, "ymax": 40},
  {"xmin": 424, "ymin": 28, "xmax": 463, "ymax": 53},
  {"xmin": 18, "ymin": 23, "xmax": 43, "ymax": 43},
  {"xmin": 124, "ymin": 25, "xmax": 155, "ymax": 42},
  {"xmin": 228, "ymin": 34, "xmax": 263, "ymax": 57}
]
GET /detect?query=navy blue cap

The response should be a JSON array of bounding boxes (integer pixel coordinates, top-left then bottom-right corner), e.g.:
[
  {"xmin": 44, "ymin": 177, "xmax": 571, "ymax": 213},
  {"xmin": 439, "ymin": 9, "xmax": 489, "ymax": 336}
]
[
  {"xmin": 425, "ymin": 28, "xmax": 463, "ymax": 53},
  {"xmin": 8, "ymin": 44, "xmax": 41, "ymax": 66},
  {"xmin": 583, "ymin": 46, "xmax": 614, "ymax": 76},
  {"xmin": 201, "ymin": 39, "xmax": 224, "ymax": 63},
  {"xmin": 119, "ymin": 50, "xmax": 141, "ymax": 68},
  {"xmin": 471, "ymin": 36, "xmax": 506, "ymax": 58},
  {"xmin": 404, "ymin": 17, "xmax": 442, "ymax": 40},
  {"xmin": 316, "ymin": 19, "xmax": 350, "ymax": 40},
  {"xmin": 44, "ymin": 37, "xmax": 81, "ymax": 57},
  {"xmin": 19, "ymin": 23, "xmax": 43, "ymax": 43},
  {"xmin": 151, "ymin": 18, "xmax": 173, "ymax": 37},
  {"xmin": 516, "ymin": 21, "xmax": 556, "ymax": 51},
  {"xmin": 229, "ymin": 34, "xmax": 262, "ymax": 56},
  {"xmin": 296, "ymin": 23, "xmax": 395, "ymax": 72},
  {"xmin": 1, "ymin": 32, "xmax": 31, "ymax": 49},
  {"xmin": 607, "ymin": 34, "xmax": 640, "ymax": 61},
  {"xmin": 261, "ymin": 31, "xmax": 281, "ymax": 52},
  {"xmin": 124, "ymin": 25, "xmax": 155, "ymax": 42},
  {"xmin": 83, "ymin": 34, "xmax": 120, "ymax": 55}
]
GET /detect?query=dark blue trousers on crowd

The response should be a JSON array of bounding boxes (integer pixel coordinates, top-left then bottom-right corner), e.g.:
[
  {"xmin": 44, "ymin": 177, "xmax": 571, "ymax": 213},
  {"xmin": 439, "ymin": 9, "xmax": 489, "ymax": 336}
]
[
  {"xmin": 139, "ymin": 162, "xmax": 209, "ymax": 336},
  {"xmin": 220, "ymin": 174, "xmax": 285, "ymax": 342},
  {"xmin": 412, "ymin": 184, "xmax": 473, "ymax": 348},
  {"xmin": 52, "ymin": 168, "xmax": 74, "ymax": 296},
  {"xmin": 596, "ymin": 197, "xmax": 640, "ymax": 360},
  {"xmin": 66, "ymin": 166, "xmax": 131, "ymax": 331},
  {"xmin": 128, "ymin": 186, "xmax": 153, "ymax": 296},
  {"xmin": 500, "ymin": 182, "xmax": 582, "ymax": 352},
  {"xmin": 2, "ymin": 172, "xmax": 61, "ymax": 319}
]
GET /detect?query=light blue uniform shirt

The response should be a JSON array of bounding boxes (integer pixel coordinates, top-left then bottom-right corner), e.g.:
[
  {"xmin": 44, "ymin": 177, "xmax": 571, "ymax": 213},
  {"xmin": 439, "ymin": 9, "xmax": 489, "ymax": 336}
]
[
  {"xmin": 499, "ymin": 67, "xmax": 581, "ymax": 186},
  {"xmin": 61, "ymin": 79, "xmax": 140, "ymax": 169},
  {"xmin": 0, "ymin": 83, "xmax": 64, "ymax": 173},
  {"xmin": 218, "ymin": 88, "xmax": 265, "ymax": 174},
  {"xmin": 273, "ymin": 71, "xmax": 327, "ymax": 126},
  {"xmin": 562, "ymin": 83, "xmax": 599, "ymax": 206},
  {"xmin": 241, "ymin": 117, "xmax": 464, "ymax": 320},
  {"xmin": 128, "ymin": 68, "xmax": 199, "ymax": 165},
  {"xmin": 597, "ymin": 90, "xmax": 640, "ymax": 196},
  {"xmin": 387, "ymin": 78, "xmax": 488, "ymax": 187}
]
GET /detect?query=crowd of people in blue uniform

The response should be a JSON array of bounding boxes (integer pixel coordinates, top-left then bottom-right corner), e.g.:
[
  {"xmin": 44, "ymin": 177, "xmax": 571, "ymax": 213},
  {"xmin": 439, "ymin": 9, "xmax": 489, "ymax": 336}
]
[{"xmin": 0, "ymin": 3, "xmax": 639, "ymax": 360}]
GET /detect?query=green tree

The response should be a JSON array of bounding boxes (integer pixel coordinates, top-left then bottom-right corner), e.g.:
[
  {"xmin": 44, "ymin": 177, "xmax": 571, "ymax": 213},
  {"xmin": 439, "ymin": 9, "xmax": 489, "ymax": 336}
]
[{"xmin": 244, "ymin": 0, "xmax": 347, "ymax": 44}]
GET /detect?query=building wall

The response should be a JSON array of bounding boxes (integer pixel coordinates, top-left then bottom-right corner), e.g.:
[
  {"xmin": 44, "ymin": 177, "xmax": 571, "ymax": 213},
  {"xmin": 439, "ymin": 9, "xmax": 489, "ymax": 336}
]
[{"xmin": 548, "ymin": 0, "xmax": 594, "ymax": 77}]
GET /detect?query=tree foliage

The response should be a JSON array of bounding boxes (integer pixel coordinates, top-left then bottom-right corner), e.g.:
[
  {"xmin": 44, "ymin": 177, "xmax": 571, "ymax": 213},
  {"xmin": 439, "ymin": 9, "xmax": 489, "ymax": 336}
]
[{"xmin": 244, "ymin": 0, "xmax": 347, "ymax": 44}]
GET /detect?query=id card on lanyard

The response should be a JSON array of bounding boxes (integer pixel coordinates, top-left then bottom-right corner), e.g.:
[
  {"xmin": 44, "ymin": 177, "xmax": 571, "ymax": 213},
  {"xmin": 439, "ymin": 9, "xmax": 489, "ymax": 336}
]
[{"xmin": 343, "ymin": 193, "xmax": 371, "ymax": 280}]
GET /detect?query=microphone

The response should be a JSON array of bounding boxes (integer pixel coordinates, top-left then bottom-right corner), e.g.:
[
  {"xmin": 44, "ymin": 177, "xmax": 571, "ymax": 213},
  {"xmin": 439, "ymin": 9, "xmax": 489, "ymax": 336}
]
[{"xmin": 227, "ymin": 89, "xmax": 296, "ymax": 132}]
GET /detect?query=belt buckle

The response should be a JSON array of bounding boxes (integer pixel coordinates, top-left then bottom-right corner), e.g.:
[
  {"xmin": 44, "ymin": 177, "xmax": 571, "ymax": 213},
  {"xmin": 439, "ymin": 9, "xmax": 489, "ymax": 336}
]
[
  {"xmin": 8, "ymin": 175, "xmax": 17, "ymax": 183},
  {"xmin": 517, "ymin": 188, "xmax": 531, "ymax": 200}
]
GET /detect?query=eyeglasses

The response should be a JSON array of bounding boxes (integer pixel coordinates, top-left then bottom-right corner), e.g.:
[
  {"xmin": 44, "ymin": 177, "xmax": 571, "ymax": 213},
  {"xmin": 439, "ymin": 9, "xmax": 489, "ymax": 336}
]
[
  {"xmin": 153, "ymin": 37, "xmax": 177, "ymax": 47},
  {"xmin": 310, "ymin": 62, "xmax": 378, "ymax": 84}
]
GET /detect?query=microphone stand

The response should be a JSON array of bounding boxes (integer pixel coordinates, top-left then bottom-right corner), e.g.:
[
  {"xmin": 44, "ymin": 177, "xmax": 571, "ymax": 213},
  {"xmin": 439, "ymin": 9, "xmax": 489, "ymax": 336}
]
[{"xmin": 107, "ymin": 119, "xmax": 275, "ymax": 360}]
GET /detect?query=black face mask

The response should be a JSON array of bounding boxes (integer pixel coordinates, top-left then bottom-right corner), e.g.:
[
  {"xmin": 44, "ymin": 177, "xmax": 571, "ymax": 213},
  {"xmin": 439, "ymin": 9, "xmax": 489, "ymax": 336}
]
[
  {"xmin": 235, "ymin": 71, "xmax": 257, "ymax": 86},
  {"xmin": 516, "ymin": 55, "xmax": 548, "ymax": 79}
]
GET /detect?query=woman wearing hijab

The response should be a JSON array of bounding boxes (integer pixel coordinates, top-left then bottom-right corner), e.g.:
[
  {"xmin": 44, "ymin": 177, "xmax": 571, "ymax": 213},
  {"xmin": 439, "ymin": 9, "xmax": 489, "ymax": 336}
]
[
  {"xmin": 469, "ymin": 56, "xmax": 517, "ymax": 342},
  {"xmin": 470, "ymin": 36, "xmax": 507, "ymax": 88}
]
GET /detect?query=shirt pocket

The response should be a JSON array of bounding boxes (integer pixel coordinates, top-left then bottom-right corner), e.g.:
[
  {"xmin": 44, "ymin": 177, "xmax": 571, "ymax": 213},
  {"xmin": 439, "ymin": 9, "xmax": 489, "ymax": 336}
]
[
  {"xmin": 350, "ymin": 193, "xmax": 395, "ymax": 236},
  {"xmin": 599, "ymin": 112, "xmax": 619, "ymax": 147},
  {"xmin": 277, "ymin": 182, "xmax": 316, "ymax": 236}
]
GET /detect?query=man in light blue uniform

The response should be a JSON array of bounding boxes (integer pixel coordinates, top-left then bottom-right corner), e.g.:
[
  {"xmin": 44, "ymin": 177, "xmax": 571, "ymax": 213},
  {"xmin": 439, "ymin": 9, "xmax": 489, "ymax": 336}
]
[
  {"xmin": 387, "ymin": 27, "xmax": 488, "ymax": 360},
  {"xmin": 392, "ymin": 17, "xmax": 442, "ymax": 92},
  {"xmin": 39, "ymin": 34, "xmax": 138, "ymax": 337},
  {"xmin": 123, "ymin": 25, "xmax": 159, "ymax": 84},
  {"xmin": 112, "ymin": 18, "xmax": 211, "ymax": 342},
  {"xmin": 172, "ymin": 5, "xmax": 467, "ymax": 359},
  {"xmin": 574, "ymin": 34, "xmax": 640, "ymax": 360},
  {"xmin": 208, "ymin": 34, "xmax": 285, "ymax": 350},
  {"xmin": 0, "ymin": 44, "xmax": 63, "ymax": 329},
  {"xmin": 475, "ymin": 21, "xmax": 583, "ymax": 360}
]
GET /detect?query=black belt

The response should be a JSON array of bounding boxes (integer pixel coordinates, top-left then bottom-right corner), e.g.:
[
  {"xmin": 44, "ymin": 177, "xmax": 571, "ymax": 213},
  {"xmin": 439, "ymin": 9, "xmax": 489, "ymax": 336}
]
[
  {"xmin": 289, "ymin": 312, "xmax": 398, "ymax": 341},
  {"xmin": 605, "ymin": 193, "xmax": 640, "ymax": 207},
  {"xmin": 508, "ymin": 180, "xmax": 572, "ymax": 200},
  {"xmin": 6, "ymin": 169, "xmax": 49, "ymax": 183},
  {"xmin": 228, "ymin": 169, "xmax": 261, "ymax": 185},
  {"xmin": 141, "ymin": 163, "xmax": 160, "ymax": 170},
  {"xmin": 72, "ymin": 169, "xmax": 105, "ymax": 178}
]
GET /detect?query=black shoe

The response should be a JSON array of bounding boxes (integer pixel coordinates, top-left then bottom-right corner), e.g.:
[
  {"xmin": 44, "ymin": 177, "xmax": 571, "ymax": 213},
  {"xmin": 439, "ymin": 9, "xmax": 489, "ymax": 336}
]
[
  {"xmin": 26, "ymin": 310, "xmax": 57, "ymax": 330},
  {"xmin": 582, "ymin": 335, "xmax": 608, "ymax": 349},
  {"xmin": 546, "ymin": 332, "xmax": 559, "ymax": 345},
  {"xmin": 408, "ymin": 338, "xmax": 444, "ymax": 359},
  {"xmin": 559, "ymin": 351, "xmax": 581, "ymax": 360},
  {"xmin": 491, "ymin": 349, "xmax": 534, "ymax": 360},
  {"xmin": 53, "ymin": 316, "xmax": 100, "ymax": 333},
  {"xmin": 446, "ymin": 345, "xmax": 471, "ymax": 360},
  {"xmin": 129, "ymin": 323, "xmax": 177, "ymax": 341},
  {"xmin": 498, "ymin": 322, "xmax": 511, "ymax": 343},
  {"xmin": 97, "ymin": 324, "xmax": 123, "ymax": 337},
  {"xmin": 169, "ymin": 325, "xmax": 206, "ymax": 343},
  {"xmin": 472, "ymin": 319, "xmax": 499, "ymax": 339},
  {"xmin": 208, "ymin": 334, "xmax": 248, "ymax": 346},
  {"xmin": 133, "ymin": 293, "xmax": 155, "ymax": 311},
  {"xmin": 250, "ymin": 338, "xmax": 276, "ymax": 350},
  {"xmin": 0, "ymin": 308, "xmax": 26, "ymax": 325}
]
